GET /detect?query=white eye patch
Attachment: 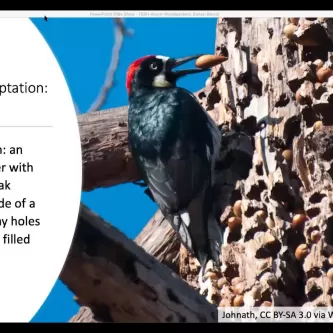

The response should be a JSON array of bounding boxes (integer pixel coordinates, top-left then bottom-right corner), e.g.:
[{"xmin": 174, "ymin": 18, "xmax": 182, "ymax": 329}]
[{"xmin": 152, "ymin": 56, "xmax": 171, "ymax": 88}]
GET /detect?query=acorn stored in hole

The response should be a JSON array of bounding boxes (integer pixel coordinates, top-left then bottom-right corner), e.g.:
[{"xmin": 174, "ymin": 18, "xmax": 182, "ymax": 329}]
[
  {"xmin": 283, "ymin": 24, "xmax": 298, "ymax": 39},
  {"xmin": 313, "ymin": 121, "xmax": 323, "ymax": 131},
  {"xmin": 327, "ymin": 268, "xmax": 333, "ymax": 280},
  {"xmin": 289, "ymin": 18, "xmax": 299, "ymax": 25},
  {"xmin": 195, "ymin": 54, "xmax": 228, "ymax": 69},
  {"xmin": 313, "ymin": 59, "xmax": 324, "ymax": 70},
  {"xmin": 265, "ymin": 217, "xmax": 275, "ymax": 229},
  {"xmin": 257, "ymin": 210, "xmax": 267, "ymax": 220},
  {"xmin": 217, "ymin": 277, "xmax": 228, "ymax": 289},
  {"xmin": 233, "ymin": 282, "xmax": 244, "ymax": 295},
  {"xmin": 233, "ymin": 200, "xmax": 242, "ymax": 217},
  {"xmin": 310, "ymin": 230, "xmax": 321, "ymax": 243},
  {"xmin": 282, "ymin": 149, "xmax": 293, "ymax": 163},
  {"xmin": 295, "ymin": 244, "xmax": 309, "ymax": 261},
  {"xmin": 261, "ymin": 301, "xmax": 272, "ymax": 307},
  {"xmin": 328, "ymin": 254, "xmax": 333, "ymax": 266},
  {"xmin": 260, "ymin": 272, "xmax": 278, "ymax": 288},
  {"xmin": 295, "ymin": 89, "xmax": 308, "ymax": 105},
  {"xmin": 219, "ymin": 298, "xmax": 231, "ymax": 307},
  {"xmin": 233, "ymin": 295, "xmax": 244, "ymax": 307},
  {"xmin": 228, "ymin": 216, "xmax": 242, "ymax": 231},
  {"xmin": 231, "ymin": 277, "xmax": 241, "ymax": 286},
  {"xmin": 316, "ymin": 66, "xmax": 333, "ymax": 83},
  {"xmin": 204, "ymin": 271, "xmax": 218, "ymax": 280},
  {"xmin": 291, "ymin": 214, "xmax": 308, "ymax": 230}
]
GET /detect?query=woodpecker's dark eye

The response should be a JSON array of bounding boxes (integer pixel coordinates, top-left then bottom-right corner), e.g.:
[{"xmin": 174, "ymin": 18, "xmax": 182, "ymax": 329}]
[{"xmin": 150, "ymin": 62, "xmax": 158, "ymax": 70}]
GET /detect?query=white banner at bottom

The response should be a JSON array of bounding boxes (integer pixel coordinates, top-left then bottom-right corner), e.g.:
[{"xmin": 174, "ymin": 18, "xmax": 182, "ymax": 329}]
[{"xmin": 218, "ymin": 307, "xmax": 333, "ymax": 323}]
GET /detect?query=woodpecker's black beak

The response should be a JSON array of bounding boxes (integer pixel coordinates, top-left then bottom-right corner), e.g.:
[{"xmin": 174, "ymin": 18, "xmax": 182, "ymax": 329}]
[{"xmin": 167, "ymin": 54, "xmax": 209, "ymax": 79}]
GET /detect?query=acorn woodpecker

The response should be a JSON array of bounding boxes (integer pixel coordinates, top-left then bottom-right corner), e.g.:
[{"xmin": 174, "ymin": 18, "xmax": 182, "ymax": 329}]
[{"xmin": 126, "ymin": 54, "xmax": 223, "ymax": 291}]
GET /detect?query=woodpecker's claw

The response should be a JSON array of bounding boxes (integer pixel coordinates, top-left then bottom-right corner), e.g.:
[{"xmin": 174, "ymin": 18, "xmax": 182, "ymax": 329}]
[{"xmin": 198, "ymin": 260, "xmax": 215, "ymax": 303}]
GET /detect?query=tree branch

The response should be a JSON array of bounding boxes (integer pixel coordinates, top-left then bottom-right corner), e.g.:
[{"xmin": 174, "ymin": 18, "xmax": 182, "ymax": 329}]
[
  {"xmin": 61, "ymin": 204, "xmax": 217, "ymax": 323},
  {"xmin": 135, "ymin": 210, "xmax": 181, "ymax": 273},
  {"xmin": 79, "ymin": 106, "xmax": 141, "ymax": 191},
  {"xmin": 87, "ymin": 18, "xmax": 132, "ymax": 113}
]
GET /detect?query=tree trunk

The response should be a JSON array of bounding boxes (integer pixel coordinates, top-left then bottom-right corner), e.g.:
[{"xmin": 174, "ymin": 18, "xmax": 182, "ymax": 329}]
[
  {"xmin": 62, "ymin": 204, "xmax": 217, "ymax": 323},
  {"xmin": 66, "ymin": 17, "xmax": 333, "ymax": 322}
]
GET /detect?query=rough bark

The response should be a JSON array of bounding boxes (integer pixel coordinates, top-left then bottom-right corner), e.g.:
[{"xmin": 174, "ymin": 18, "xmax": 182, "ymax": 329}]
[
  {"xmin": 80, "ymin": 106, "xmax": 140, "ymax": 191},
  {"xmin": 200, "ymin": 17, "xmax": 333, "ymax": 307},
  {"xmin": 62, "ymin": 204, "xmax": 217, "ymax": 323},
  {"xmin": 67, "ymin": 17, "xmax": 333, "ymax": 322},
  {"xmin": 134, "ymin": 210, "xmax": 181, "ymax": 273}
]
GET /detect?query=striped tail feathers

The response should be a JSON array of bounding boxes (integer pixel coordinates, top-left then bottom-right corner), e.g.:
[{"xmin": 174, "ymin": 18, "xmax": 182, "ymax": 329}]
[
  {"xmin": 207, "ymin": 213, "xmax": 224, "ymax": 265},
  {"xmin": 170, "ymin": 210, "xmax": 193, "ymax": 254}
]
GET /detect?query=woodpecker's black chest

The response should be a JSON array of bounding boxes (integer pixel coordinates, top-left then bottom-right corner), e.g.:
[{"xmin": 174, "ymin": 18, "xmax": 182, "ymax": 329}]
[{"xmin": 128, "ymin": 88, "xmax": 184, "ymax": 159}]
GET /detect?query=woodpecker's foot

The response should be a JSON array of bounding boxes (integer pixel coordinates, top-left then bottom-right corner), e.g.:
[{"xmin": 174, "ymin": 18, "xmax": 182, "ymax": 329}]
[{"xmin": 198, "ymin": 260, "xmax": 215, "ymax": 296}]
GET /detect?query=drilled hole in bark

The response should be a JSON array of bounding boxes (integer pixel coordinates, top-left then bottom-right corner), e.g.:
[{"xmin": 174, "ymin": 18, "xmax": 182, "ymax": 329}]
[
  {"xmin": 219, "ymin": 45, "xmax": 229, "ymax": 58},
  {"xmin": 261, "ymin": 289, "xmax": 272, "ymax": 303},
  {"xmin": 244, "ymin": 225, "xmax": 268, "ymax": 242},
  {"xmin": 302, "ymin": 106, "xmax": 319, "ymax": 127},
  {"xmin": 224, "ymin": 265, "xmax": 239, "ymax": 282},
  {"xmin": 302, "ymin": 46, "xmax": 329, "ymax": 63},
  {"xmin": 324, "ymin": 216, "xmax": 333, "ymax": 245},
  {"xmin": 256, "ymin": 241, "xmax": 281, "ymax": 259},
  {"xmin": 229, "ymin": 189, "xmax": 241, "ymax": 205},
  {"xmin": 286, "ymin": 43, "xmax": 298, "ymax": 67},
  {"xmin": 284, "ymin": 229, "xmax": 306, "ymax": 252},
  {"xmin": 306, "ymin": 207, "xmax": 320, "ymax": 218},
  {"xmin": 271, "ymin": 183, "xmax": 293, "ymax": 203},
  {"xmin": 255, "ymin": 163, "xmax": 263, "ymax": 176},
  {"xmin": 246, "ymin": 181, "xmax": 267, "ymax": 201},
  {"xmin": 275, "ymin": 93, "xmax": 290, "ymax": 108},
  {"xmin": 306, "ymin": 226, "xmax": 320, "ymax": 238},
  {"xmin": 277, "ymin": 72, "xmax": 283, "ymax": 80},
  {"xmin": 276, "ymin": 44, "xmax": 283, "ymax": 56},
  {"xmin": 307, "ymin": 284, "xmax": 323, "ymax": 302},
  {"xmin": 244, "ymin": 206, "xmax": 260, "ymax": 218},
  {"xmin": 227, "ymin": 227, "xmax": 242, "ymax": 242},
  {"xmin": 306, "ymin": 267, "xmax": 322, "ymax": 279},
  {"xmin": 198, "ymin": 91, "xmax": 206, "ymax": 99},
  {"xmin": 309, "ymin": 192, "xmax": 326, "ymax": 204},
  {"xmin": 252, "ymin": 47, "xmax": 261, "ymax": 57},
  {"xmin": 240, "ymin": 115, "xmax": 258, "ymax": 136},
  {"xmin": 308, "ymin": 160, "xmax": 315, "ymax": 175},
  {"xmin": 284, "ymin": 116, "xmax": 301, "ymax": 147},
  {"xmin": 322, "ymin": 259, "xmax": 332, "ymax": 272},
  {"xmin": 267, "ymin": 28, "xmax": 273, "ymax": 39},
  {"xmin": 207, "ymin": 87, "xmax": 221, "ymax": 111}
]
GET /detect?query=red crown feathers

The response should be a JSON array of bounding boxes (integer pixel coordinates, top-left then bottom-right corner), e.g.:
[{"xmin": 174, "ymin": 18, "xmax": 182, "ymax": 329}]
[{"xmin": 126, "ymin": 55, "xmax": 155, "ymax": 94}]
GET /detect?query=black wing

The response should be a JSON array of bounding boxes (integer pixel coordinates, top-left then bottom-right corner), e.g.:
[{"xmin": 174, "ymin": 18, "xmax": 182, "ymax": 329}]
[{"xmin": 137, "ymin": 88, "xmax": 220, "ymax": 215}]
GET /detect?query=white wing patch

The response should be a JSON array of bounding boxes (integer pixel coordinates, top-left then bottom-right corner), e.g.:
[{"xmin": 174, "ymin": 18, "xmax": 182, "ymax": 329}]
[{"xmin": 180, "ymin": 209, "xmax": 190, "ymax": 227}]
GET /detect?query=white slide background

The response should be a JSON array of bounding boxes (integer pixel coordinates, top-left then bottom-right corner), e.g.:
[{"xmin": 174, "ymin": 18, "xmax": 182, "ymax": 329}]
[{"xmin": 0, "ymin": 18, "xmax": 82, "ymax": 322}]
